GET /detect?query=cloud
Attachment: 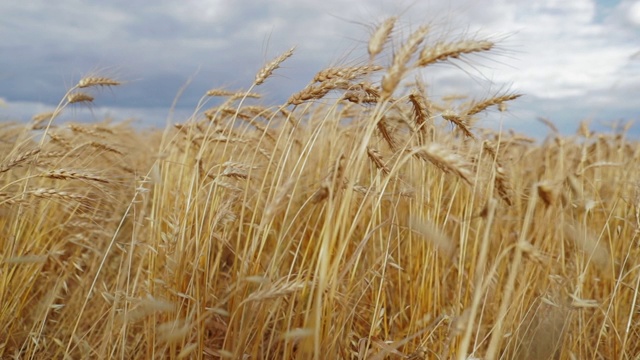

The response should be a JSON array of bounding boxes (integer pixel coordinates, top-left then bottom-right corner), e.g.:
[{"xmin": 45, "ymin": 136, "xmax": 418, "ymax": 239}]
[
  {"xmin": 631, "ymin": 2, "xmax": 640, "ymax": 26},
  {"xmin": 615, "ymin": 0, "xmax": 640, "ymax": 28},
  {"xmin": 0, "ymin": 0, "xmax": 638, "ymax": 137}
]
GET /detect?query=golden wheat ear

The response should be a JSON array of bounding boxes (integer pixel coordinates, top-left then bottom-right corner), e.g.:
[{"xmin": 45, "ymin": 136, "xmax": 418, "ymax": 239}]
[
  {"xmin": 369, "ymin": 16, "xmax": 397, "ymax": 60},
  {"xmin": 381, "ymin": 25, "xmax": 430, "ymax": 99},
  {"xmin": 417, "ymin": 39, "xmax": 494, "ymax": 67},
  {"xmin": 66, "ymin": 92, "xmax": 94, "ymax": 104},
  {"xmin": 77, "ymin": 76, "xmax": 121, "ymax": 88},
  {"xmin": 255, "ymin": 46, "xmax": 295, "ymax": 86}
]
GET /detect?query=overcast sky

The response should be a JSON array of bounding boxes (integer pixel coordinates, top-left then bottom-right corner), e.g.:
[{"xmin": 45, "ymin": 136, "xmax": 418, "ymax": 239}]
[{"xmin": 1, "ymin": 0, "xmax": 639, "ymax": 137}]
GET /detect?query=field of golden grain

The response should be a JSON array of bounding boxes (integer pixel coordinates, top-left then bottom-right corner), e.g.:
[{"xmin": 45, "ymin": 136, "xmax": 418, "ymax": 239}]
[{"xmin": 1, "ymin": 18, "xmax": 639, "ymax": 359}]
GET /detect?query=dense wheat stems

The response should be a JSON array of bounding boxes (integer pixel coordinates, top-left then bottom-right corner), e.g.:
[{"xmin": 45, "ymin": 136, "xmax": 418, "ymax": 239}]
[{"xmin": 0, "ymin": 15, "xmax": 637, "ymax": 360}]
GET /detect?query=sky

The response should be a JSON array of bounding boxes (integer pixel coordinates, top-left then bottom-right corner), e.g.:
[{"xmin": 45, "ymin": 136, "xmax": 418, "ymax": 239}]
[{"xmin": 1, "ymin": 0, "xmax": 639, "ymax": 137}]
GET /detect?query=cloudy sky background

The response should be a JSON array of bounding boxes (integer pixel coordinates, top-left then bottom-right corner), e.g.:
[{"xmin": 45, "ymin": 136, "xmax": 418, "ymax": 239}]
[{"xmin": 1, "ymin": 0, "xmax": 639, "ymax": 137}]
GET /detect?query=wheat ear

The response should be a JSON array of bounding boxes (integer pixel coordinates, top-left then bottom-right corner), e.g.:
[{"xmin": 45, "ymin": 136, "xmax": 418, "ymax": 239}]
[
  {"xmin": 77, "ymin": 77, "xmax": 121, "ymax": 88},
  {"xmin": 417, "ymin": 39, "xmax": 493, "ymax": 67},
  {"xmin": 381, "ymin": 25, "xmax": 430, "ymax": 98},
  {"xmin": 255, "ymin": 46, "xmax": 295, "ymax": 85},
  {"xmin": 369, "ymin": 17, "xmax": 397, "ymax": 60}
]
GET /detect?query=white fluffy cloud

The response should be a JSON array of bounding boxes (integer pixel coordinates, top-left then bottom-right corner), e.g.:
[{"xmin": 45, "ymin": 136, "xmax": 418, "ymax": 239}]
[
  {"xmin": 491, "ymin": 0, "xmax": 637, "ymax": 99},
  {"xmin": 626, "ymin": 0, "xmax": 640, "ymax": 26}
]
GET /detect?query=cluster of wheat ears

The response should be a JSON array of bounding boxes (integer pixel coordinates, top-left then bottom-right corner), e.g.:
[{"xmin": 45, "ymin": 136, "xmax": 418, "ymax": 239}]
[{"xmin": 1, "ymin": 17, "xmax": 639, "ymax": 359}]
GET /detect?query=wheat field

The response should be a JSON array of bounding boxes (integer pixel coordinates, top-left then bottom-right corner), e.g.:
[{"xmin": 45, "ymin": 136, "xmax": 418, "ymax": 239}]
[{"xmin": 1, "ymin": 18, "xmax": 639, "ymax": 359}]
